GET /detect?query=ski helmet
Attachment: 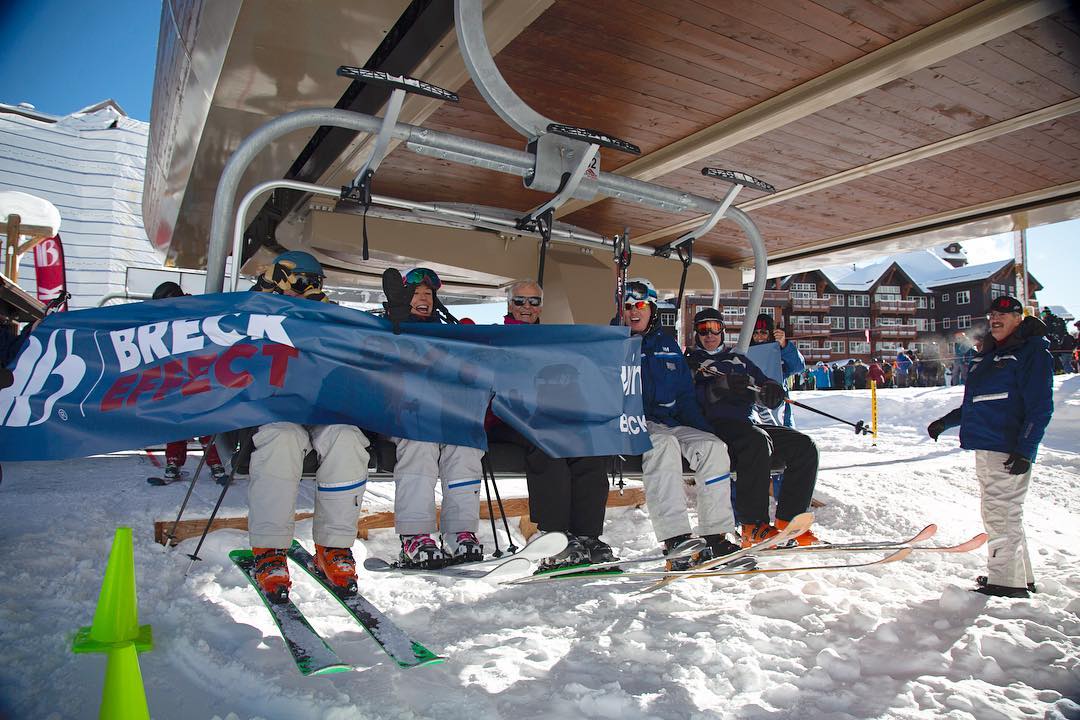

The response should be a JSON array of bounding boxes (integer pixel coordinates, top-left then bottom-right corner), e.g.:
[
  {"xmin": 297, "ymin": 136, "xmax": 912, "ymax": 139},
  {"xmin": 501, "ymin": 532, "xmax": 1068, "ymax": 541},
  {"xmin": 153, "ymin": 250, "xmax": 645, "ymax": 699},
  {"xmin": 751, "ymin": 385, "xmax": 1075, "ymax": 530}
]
[
  {"xmin": 151, "ymin": 281, "xmax": 186, "ymax": 300},
  {"xmin": 269, "ymin": 250, "xmax": 325, "ymax": 295}
]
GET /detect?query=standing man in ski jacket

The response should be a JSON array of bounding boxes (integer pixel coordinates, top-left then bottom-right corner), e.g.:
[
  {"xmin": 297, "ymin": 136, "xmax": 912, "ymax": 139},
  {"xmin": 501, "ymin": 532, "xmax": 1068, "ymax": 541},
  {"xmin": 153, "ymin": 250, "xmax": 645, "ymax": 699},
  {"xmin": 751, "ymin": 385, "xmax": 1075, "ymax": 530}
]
[
  {"xmin": 148, "ymin": 281, "xmax": 229, "ymax": 485},
  {"xmin": 486, "ymin": 280, "xmax": 614, "ymax": 569},
  {"xmin": 622, "ymin": 279, "xmax": 740, "ymax": 567},
  {"xmin": 748, "ymin": 313, "xmax": 805, "ymax": 426},
  {"xmin": 868, "ymin": 361, "xmax": 885, "ymax": 387},
  {"xmin": 247, "ymin": 251, "xmax": 371, "ymax": 603},
  {"xmin": 387, "ymin": 267, "xmax": 485, "ymax": 569},
  {"xmin": 686, "ymin": 308, "xmax": 819, "ymax": 548},
  {"xmin": 811, "ymin": 361, "xmax": 831, "ymax": 389},
  {"xmin": 926, "ymin": 295, "xmax": 1054, "ymax": 598},
  {"xmin": 895, "ymin": 350, "xmax": 913, "ymax": 388}
]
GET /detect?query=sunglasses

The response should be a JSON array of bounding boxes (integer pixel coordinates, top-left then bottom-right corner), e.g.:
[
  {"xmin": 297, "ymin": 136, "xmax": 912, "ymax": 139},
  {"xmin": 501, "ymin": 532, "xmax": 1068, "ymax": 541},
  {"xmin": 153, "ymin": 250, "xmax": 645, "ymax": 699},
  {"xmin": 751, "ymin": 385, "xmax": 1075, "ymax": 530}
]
[
  {"xmin": 623, "ymin": 300, "xmax": 650, "ymax": 311},
  {"xmin": 289, "ymin": 272, "xmax": 323, "ymax": 294},
  {"xmin": 511, "ymin": 296, "xmax": 542, "ymax": 307},
  {"xmin": 404, "ymin": 267, "xmax": 442, "ymax": 290},
  {"xmin": 695, "ymin": 322, "xmax": 723, "ymax": 336}
]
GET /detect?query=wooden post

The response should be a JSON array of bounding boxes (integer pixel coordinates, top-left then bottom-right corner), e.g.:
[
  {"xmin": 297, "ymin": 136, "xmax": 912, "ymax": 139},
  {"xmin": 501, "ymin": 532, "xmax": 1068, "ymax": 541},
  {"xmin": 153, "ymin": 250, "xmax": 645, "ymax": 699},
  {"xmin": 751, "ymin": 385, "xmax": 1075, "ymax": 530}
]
[{"xmin": 4, "ymin": 213, "xmax": 19, "ymax": 280}]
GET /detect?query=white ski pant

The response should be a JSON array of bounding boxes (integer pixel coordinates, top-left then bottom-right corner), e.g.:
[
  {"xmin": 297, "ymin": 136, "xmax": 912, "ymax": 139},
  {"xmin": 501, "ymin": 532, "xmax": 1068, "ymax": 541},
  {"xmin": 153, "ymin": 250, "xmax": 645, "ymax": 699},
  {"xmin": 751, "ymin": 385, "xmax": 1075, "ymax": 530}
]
[
  {"xmin": 975, "ymin": 450, "xmax": 1034, "ymax": 588},
  {"xmin": 248, "ymin": 422, "xmax": 370, "ymax": 549},
  {"xmin": 641, "ymin": 421, "xmax": 734, "ymax": 542},
  {"xmin": 392, "ymin": 438, "xmax": 483, "ymax": 536}
]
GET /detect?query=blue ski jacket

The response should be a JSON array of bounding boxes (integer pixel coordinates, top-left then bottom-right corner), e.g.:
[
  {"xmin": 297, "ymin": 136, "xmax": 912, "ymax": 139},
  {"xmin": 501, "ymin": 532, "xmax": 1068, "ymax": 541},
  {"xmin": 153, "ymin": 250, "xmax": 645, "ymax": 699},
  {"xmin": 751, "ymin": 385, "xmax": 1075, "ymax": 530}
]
[
  {"xmin": 638, "ymin": 326, "xmax": 711, "ymax": 432},
  {"xmin": 939, "ymin": 317, "xmax": 1054, "ymax": 459},
  {"xmin": 685, "ymin": 346, "xmax": 773, "ymax": 423}
]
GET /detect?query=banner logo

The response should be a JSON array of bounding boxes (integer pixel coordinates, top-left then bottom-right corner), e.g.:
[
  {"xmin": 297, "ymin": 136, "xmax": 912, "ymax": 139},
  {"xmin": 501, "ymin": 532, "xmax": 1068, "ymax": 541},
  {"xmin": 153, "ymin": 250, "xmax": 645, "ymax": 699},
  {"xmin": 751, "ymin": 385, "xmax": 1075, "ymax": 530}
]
[{"xmin": 0, "ymin": 329, "xmax": 86, "ymax": 427}]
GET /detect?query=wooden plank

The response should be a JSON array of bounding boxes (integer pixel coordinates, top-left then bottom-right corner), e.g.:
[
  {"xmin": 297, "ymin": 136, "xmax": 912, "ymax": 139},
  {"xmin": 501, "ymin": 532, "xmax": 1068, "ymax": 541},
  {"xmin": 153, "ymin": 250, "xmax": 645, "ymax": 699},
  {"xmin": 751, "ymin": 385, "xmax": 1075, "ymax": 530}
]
[
  {"xmin": 154, "ymin": 488, "xmax": 648, "ymax": 546},
  {"xmin": 758, "ymin": 0, "xmax": 895, "ymax": 52},
  {"xmin": 810, "ymin": 0, "xmax": 927, "ymax": 40}
]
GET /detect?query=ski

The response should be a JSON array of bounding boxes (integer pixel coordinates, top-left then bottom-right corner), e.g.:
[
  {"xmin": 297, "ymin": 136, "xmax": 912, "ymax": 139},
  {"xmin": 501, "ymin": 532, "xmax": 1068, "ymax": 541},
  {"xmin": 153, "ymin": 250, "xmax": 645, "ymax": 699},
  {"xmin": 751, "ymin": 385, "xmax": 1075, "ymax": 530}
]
[
  {"xmin": 364, "ymin": 531, "xmax": 568, "ymax": 576},
  {"xmin": 765, "ymin": 529, "xmax": 988, "ymax": 557},
  {"xmin": 146, "ymin": 470, "xmax": 189, "ymax": 486},
  {"xmin": 653, "ymin": 547, "xmax": 913, "ymax": 583},
  {"xmin": 287, "ymin": 542, "xmax": 445, "ymax": 669},
  {"xmin": 229, "ymin": 550, "xmax": 351, "ymax": 677},
  {"xmin": 364, "ymin": 555, "xmax": 533, "ymax": 583},
  {"xmin": 507, "ymin": 537, "xmax": 707, "ymax": 585},
  {"xmin": 641, "ymin": 512, "xmax": 815, "ymax": 594}
]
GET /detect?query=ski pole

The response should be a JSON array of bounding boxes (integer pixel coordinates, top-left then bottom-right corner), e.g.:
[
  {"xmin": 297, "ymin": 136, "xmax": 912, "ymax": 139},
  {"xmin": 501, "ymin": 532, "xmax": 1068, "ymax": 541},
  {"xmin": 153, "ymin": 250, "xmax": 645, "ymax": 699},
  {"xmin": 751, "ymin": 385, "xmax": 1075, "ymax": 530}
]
[
  {"xmin": 485, "ymin": 459, "xmax": 518, "ymax": 554},
  {"xmin": 162, "ymin": 448, "xmax": 209, "ymax": 550},
  {"xmin": 784, "ymin": 398, "xmax": 869, "ymax": 435},
  {"xmin": 185, "ymin": 435, "xmax": 251, "ymax": 575},
  {"xmin": 481, "ymin": 457, "xmax": 502, "ymax": 558}
]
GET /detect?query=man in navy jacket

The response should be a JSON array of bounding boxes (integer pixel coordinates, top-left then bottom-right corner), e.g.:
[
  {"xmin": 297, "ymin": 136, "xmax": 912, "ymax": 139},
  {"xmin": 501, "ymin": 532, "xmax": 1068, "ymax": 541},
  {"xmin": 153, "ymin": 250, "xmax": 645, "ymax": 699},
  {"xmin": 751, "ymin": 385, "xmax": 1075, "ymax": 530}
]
[
  {"xmin": 927, "ymin": 295, "xmax": 1054, "ymax": 598},
  {"xmin": 622, "ymin": 279, "xmax": 740, "ymax": 566}
]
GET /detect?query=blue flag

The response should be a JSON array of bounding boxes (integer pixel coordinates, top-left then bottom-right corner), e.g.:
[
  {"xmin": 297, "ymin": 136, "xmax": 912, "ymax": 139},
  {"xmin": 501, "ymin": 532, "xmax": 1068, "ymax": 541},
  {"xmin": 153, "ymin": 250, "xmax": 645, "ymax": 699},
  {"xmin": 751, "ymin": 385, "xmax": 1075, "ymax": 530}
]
[{"xmin": 0, "ymin": 293, "xmax": 651, "ymax": 461}]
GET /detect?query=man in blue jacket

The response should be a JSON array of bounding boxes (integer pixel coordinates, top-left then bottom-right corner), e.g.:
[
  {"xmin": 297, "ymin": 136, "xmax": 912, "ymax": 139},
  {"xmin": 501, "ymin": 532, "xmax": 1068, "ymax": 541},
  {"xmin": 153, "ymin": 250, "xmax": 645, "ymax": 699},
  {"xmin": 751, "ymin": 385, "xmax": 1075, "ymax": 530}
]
[
  {"xmin": 927, "ymin": 296, "xmax": 1054, "ymax": 598},
  {"xmin": 686, "ymin": 308, "xmax": 819, "ymax": 548},
  {"xmin": 623, "ymin": 279, "xmax": 741, "ymax": 567}
]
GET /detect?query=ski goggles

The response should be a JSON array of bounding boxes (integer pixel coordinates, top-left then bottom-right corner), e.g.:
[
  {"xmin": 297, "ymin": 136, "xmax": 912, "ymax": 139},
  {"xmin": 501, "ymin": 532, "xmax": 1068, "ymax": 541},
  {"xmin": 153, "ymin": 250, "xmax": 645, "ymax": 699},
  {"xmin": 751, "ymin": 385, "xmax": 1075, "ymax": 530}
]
[
  {"xmin": 404, "ymin": 267, "xmax": 442, "ymax": 290},
  {"xmin": 511, "ymin": 296, "xmax": 542, "ymax": 307},
  {"xmin": 623, "ymin": 300, "xmax": 650, "ymax": 311},
  {"xmin": 624, "ymin": 281, "xmax": 656, "ymax": 302},
  {"xmin": 695, "ymin": 321, "xmax": 723, "ymax": 336},
  {"xmin": 287, "ymin": 272, "xmax": 323, "ymax": 294}
]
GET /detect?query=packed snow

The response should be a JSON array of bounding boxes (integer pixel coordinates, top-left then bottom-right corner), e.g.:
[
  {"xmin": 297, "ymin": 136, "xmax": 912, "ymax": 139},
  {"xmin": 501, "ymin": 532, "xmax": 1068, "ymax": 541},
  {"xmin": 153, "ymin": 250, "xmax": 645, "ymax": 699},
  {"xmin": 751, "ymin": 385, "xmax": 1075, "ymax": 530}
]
[{"xmin": 1, "ymin": 380, "xmax": 1078, "ymax": 719}]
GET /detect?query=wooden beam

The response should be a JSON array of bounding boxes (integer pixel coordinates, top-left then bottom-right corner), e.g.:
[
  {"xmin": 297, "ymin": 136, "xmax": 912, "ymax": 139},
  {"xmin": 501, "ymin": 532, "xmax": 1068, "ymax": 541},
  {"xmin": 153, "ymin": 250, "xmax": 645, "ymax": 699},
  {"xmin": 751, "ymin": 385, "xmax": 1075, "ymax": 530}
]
[
  {"xmin": 634, "ymin": 97, "xmax": 1080, "ymax": 245},
  {"xmin": 154, "ymin": 487, "xmax": 646, "ymax": 546},
  {"xmin": 554, "ymin": 0, "xmax": 1067, "ymax": 220}
]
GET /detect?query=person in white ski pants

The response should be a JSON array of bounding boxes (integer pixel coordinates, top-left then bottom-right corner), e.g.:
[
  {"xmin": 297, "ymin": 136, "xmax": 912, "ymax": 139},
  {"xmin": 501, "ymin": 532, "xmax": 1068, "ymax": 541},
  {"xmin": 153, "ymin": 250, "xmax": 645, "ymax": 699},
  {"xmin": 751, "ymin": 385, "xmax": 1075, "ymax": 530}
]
[
  {"xmin": 248, "ymin": 422, "xmax": 370, "ymax": 548},
  {"xmin": 392, "ymin": 439, "xmax": 483, "ymax": 539},
  {"xmin": 641, "ymin": 421, "xmax": 734, "ymax": 542}
]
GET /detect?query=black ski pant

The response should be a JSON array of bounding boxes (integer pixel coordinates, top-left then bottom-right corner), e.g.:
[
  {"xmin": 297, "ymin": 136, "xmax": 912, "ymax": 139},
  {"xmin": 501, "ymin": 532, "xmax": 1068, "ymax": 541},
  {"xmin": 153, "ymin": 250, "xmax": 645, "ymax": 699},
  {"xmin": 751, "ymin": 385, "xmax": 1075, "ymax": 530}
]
[
  {"xmin": 710, "ymin": 420, "xmax": 818, "ymax": 525},
  {"xmin": 488, "ymin": 423, "xmax": 610, "ymax": 537}
]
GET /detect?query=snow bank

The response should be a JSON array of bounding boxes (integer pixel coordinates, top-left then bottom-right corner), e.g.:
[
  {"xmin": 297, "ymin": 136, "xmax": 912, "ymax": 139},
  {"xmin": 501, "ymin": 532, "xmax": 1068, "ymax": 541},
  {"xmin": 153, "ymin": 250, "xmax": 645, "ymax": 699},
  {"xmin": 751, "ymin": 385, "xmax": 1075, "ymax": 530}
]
[{"xmin": 1, "ymin": 381, "xmax": 1078, "ymax": 719}]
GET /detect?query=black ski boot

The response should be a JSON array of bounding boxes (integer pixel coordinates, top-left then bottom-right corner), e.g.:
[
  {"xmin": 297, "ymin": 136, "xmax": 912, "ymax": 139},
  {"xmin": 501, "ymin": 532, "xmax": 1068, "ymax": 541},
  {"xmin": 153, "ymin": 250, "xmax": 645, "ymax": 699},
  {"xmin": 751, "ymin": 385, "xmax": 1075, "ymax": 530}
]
[
  {"xmin": 580, "ymin": 536, "xmax": 617, "ymax": 564},
  {"xmin": 663, "ymin": 534, "xmax": 712, "ymax": 572},
  {"xmin": 538, "ymin": 534, "xmax": 589, "ymax": 571},
  {"xmin": 975, "ymin": 575, "xmax": 1034, "ymax": 596}
]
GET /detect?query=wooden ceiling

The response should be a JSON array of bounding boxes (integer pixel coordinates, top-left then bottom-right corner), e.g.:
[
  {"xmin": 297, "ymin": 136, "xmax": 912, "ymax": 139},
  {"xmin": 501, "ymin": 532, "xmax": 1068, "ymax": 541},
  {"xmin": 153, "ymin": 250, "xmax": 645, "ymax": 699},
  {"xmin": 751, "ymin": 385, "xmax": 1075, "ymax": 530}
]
[
  {"xmin": 367, "ymin": 0, "xmax": 1080, "ymax": 267},
  {"xmin": 147, "ymin": 0, "xmax": 1080, "ymax": 278}
]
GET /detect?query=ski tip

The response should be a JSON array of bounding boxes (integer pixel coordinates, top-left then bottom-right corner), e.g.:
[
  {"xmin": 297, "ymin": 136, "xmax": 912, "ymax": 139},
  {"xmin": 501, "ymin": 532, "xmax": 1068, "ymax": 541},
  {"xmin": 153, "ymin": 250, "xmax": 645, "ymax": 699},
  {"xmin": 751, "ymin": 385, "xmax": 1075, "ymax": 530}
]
[{"xmin": 883, "ymin": 547, "xmax": 914, "ymax": 563}]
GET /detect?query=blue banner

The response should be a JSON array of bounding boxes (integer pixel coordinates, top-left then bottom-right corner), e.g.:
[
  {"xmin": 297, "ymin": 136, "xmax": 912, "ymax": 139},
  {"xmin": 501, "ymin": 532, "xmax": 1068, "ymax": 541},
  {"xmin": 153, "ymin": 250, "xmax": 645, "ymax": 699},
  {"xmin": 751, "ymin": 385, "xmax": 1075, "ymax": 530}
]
[{"xmin": 0, "ymin": 293, "xmax": 651, "ymax": 461}]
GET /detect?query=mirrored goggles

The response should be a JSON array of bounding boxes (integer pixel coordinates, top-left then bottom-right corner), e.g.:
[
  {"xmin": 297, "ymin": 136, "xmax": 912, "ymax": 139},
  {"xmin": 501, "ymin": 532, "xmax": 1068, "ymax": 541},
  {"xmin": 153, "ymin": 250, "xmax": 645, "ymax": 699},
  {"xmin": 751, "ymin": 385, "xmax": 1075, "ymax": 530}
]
[
  {"xmin": 623, "ymin": 300, "xmax": 650, "ymax": 311},
  {"xmin": 404, "ymin": 267, "xmax": 442, "ymax": 290},
  {"xmin": 289, "ymin": 272, "xmax": 323, "ymax": 293},
  {"xmin": 511, "ymin": 296, "xmax": 542, "ymax": 307},
  {"xmin": 625, "ymin": 281, "xmax": 654, "ymax": 302},
  {"xmin": 695, "ymin": 321, "xmax": 723, "ymax": 336}
]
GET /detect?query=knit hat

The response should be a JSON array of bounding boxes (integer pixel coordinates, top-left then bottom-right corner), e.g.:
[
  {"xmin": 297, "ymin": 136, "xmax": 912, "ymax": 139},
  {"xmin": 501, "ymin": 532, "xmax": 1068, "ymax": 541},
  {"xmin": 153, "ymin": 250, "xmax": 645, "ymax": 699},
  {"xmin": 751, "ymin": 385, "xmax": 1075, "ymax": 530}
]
[
  {"xmin": 989, "ymin": 295, "xmax": 1022, "ymax": 314},
  {"xmin": 151, "ymin": 281, "xmax": 186, "ymax": 300},
  {"xmin": 753, "ymin": 313, "xmax": 774, "ymax": 333}
]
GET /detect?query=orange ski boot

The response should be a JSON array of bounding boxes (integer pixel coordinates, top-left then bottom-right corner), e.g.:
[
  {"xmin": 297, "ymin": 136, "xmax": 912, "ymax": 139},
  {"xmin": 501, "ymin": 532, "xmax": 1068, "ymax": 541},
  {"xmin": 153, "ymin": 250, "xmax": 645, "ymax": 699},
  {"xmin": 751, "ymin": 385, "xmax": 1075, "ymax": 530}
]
[
  {"xmin": 741, "ymin": 522, "xmax": 780, "ymax": 549},
  {"xmin": 252, "ymin": 548, "xmax": 291, "ymax": 604},
  {"xmin": 315, "ymin": 545, "xmax": 358, "ymax": 596},
  {"xmin": 776, "ymin": 518, "xmax": 819, "ymax": 546}
]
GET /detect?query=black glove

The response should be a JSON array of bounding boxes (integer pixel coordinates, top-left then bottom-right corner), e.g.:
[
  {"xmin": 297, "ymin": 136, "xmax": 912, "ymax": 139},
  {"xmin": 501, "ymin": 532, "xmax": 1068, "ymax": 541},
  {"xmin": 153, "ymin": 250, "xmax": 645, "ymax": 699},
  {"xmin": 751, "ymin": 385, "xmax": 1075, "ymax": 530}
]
[
  {"xmin": 381, "ymin": 268, "xmax": 416, "ymax": 334},
  {"xmin": 757, "ymin": 381, "xmax": 785, "ymax": 410},
  {"xmin": 705, "ymin": 372, "xmax": 754, "ymax": 405},
  {"xmin": 0, "ymin": 367, "xmax": 12, "ymax": 390},
  {"xmin": 926, "ymin": 419, "xmax": 947, "ymax": 441},
  {"xmin": 1003, "ymin": 453, "xmax": 1031, "ymax": 475}
]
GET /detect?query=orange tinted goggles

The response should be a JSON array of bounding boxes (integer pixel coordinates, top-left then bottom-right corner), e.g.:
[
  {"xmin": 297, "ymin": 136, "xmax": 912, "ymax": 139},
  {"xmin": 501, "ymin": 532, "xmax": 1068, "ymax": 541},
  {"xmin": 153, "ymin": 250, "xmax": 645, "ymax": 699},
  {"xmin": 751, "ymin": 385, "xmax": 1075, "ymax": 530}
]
[{"xmin": 695, "ymin": 321, "xmax": 723, "ymax": 336}]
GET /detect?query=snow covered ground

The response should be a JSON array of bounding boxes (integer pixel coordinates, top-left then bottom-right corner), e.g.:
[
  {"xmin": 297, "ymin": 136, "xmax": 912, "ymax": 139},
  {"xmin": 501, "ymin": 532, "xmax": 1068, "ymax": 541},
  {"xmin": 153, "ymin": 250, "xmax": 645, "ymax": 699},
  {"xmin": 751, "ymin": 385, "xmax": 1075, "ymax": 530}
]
[{"xmin": 2, "ymin": 380, "xmax": 1078, "ymax": 720}]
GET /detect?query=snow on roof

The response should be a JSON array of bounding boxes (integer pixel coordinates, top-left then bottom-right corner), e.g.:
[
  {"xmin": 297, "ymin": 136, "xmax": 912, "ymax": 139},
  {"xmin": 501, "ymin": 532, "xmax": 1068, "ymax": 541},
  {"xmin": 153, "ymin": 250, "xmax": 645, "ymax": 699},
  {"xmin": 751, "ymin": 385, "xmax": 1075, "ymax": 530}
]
[
  {"xmin": 923, "ymin": 258, "xmax": 1011, "ymax": 287},
  {"xmin": 1046, "ymin": 305, "xmax": 1074, "ymax": 321}
]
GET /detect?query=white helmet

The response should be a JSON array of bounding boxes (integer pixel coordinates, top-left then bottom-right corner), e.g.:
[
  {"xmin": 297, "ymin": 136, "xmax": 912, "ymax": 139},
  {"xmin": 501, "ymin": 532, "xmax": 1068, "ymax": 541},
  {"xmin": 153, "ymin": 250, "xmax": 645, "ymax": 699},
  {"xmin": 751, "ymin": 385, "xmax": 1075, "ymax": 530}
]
[{"xmin": 624, "ymin": 278, "xmax": 658, "ymax": 303}]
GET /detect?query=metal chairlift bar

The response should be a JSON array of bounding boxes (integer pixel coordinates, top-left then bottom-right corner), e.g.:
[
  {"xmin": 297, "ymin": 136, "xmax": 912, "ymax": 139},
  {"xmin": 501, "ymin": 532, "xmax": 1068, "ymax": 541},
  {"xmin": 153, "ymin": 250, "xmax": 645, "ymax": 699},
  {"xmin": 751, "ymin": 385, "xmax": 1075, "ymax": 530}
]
[
  {"xmin": 519, "ymin": 143, "xmax": 599, "ymax": 226},
  {"xmin": 350, "ymin": 88, "xmax": 406, "ymax": 189},
  {"xmin": 205, "ymin": 109, "xmax": 768, "ymax": 352}
]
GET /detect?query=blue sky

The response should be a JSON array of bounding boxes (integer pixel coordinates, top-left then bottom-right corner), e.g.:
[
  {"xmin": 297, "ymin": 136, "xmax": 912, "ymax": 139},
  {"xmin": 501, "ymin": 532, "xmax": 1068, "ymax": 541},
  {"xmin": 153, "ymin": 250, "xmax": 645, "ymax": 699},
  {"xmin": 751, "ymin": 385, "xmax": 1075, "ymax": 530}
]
[
  {"xmin": 0, "ymin": 0, "xmax": 160, "ymax": 121},
  {"xmin": 0, "ymin": 0, "xmax": 1076, "ymax": 316}
]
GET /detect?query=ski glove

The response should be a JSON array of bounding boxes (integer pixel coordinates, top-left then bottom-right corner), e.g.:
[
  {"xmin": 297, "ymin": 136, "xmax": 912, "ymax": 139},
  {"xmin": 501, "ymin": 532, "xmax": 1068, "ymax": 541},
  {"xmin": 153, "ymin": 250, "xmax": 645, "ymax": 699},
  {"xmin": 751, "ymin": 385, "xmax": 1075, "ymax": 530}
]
[
  {"xmin": 381, "ymin": 268, "xmax": 416, "ymax": 334},
  {"xmin": 926, "ymin": 419, "xmax": 947, "ymax": 441},
  {"xmin": 1003, "ymin": 452, "xmax": 1031, "ymax": 475},
  {"xmin": 757, "ymin": 381, "xmax": 785, "ymax": 410},
  {"xmin": 705, "ymin": 372, "xmax": 754, "ymax": 405}
]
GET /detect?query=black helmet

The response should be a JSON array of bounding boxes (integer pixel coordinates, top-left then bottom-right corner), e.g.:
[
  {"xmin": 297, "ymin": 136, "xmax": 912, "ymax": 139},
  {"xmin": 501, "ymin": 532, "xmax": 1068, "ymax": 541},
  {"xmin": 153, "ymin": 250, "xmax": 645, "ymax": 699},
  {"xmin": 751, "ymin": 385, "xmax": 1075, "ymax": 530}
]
[
  {"xmin": 152, "ymin": 281, "xmax": 186, "ymax": 300},
  {"xmin": 693, "ymin": 307, "xmax": 724, "ymax": 325}
]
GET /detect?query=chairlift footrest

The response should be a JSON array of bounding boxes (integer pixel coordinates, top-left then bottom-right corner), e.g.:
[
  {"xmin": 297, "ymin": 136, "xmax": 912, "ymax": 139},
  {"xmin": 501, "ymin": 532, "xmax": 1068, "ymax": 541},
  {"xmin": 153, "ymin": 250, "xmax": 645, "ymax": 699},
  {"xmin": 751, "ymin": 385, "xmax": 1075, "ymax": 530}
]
[
  {"xmin": 336, "ymin": 66, "xmax": 459, "ymax": 103},
  {"xmin": 547, "ymin": 123, "xmax": 640, "ymax": 155},
  {"xmin": 701, "ymin": 168, "xmax": 775, "ymax": 194}
]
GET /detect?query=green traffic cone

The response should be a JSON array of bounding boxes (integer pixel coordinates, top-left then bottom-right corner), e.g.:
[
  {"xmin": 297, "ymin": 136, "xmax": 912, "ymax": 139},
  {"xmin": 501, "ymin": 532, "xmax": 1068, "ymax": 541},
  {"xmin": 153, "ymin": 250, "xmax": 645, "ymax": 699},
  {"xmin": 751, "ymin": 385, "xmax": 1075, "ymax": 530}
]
[
  {"xmin": 98, "ymin": 642, "xmax": 150, "ymax": 720},
  {"xmin": 73, "ymin": 527, "xmax": 153, "ymax": 653}
]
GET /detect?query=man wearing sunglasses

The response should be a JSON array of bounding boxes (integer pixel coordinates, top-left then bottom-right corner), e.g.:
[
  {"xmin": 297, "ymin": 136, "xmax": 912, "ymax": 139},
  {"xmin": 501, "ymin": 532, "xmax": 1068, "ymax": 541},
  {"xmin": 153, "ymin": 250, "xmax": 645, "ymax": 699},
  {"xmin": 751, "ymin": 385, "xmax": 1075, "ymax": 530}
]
[
  {"xmin": 247, "ymin": 251, "xmax": 371, "ymax": 603},
  {"xmin": 926, "ymin": 295, "xmax": 1054, "ymax": 598},
  {"xmin": 486, "ymin": 280, "xmax": 615, "ymax": 568},
  {"xmin": 620, "ymin": 278, "xmax": 741, "ymax": 569},
  {"xmin": 686, "ymin": 308, "xmax": 819, "ymax": 549},
  {"xmin": 386, "ymin": 267, "xmax": 486, "ymax": 569}
]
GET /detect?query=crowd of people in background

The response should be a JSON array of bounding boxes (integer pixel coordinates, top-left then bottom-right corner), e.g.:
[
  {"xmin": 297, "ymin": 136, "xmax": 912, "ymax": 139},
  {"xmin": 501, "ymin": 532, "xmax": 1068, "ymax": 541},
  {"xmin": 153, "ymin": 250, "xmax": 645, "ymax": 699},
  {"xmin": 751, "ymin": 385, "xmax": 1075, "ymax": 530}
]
[{"xmin": 791, "ymin": 307, "xmax": 1079, "ymax": 392}]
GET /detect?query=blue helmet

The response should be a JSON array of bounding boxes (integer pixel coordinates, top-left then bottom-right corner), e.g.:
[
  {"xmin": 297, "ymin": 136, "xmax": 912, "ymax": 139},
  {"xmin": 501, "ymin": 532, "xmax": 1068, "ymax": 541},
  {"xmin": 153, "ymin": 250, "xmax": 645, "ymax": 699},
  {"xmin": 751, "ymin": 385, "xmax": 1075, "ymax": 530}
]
[{"xmin": 273, "ymin": 250, "xmax": 324, "ymax": 276}]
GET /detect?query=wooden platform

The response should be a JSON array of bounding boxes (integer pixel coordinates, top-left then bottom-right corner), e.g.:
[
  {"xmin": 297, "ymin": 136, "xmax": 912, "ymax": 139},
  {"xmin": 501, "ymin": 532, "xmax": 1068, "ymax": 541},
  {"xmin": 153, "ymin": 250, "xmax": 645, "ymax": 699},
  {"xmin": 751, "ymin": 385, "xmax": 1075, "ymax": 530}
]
[{"xmin": 154, "ymin": 487, "xmax": 647, "ymax": 546}]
